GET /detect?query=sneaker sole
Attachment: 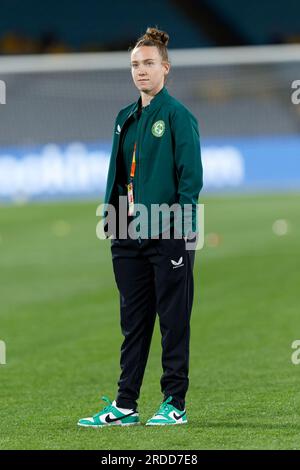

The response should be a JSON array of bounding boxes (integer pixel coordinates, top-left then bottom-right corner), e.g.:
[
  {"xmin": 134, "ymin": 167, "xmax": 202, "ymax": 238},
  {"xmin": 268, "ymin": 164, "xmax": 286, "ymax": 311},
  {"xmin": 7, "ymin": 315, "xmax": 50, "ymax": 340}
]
[
  {"xmin": 145, "ymin": 421, "xmax": 187, "ymax": 426},
  {"xmin": 78, "ymin": 422, "xmax": 141, "ymax": 428}
]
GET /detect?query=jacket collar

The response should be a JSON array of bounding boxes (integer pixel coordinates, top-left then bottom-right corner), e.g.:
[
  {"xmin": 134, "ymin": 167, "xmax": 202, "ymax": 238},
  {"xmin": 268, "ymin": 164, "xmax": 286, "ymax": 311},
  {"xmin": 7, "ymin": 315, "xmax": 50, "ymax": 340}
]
[{"xmin": 130, "ymin": 86, "xmax": 169, "ymax": 118}]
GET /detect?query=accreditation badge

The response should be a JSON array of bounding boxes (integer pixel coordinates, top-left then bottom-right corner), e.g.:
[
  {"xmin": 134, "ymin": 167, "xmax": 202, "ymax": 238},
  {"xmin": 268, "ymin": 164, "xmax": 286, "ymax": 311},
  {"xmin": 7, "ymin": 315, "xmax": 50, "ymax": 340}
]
[{"xmin": 127, "ymin": 182, "xmax": 134, "ymax": 216}]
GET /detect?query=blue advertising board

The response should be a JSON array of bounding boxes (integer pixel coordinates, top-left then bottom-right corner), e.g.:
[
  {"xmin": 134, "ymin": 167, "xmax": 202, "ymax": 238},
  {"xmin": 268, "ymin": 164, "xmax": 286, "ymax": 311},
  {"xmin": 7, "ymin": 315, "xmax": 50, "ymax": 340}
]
[{"xmin": 0, "ymin": 135, "xmax": 299, "ymax": 202}]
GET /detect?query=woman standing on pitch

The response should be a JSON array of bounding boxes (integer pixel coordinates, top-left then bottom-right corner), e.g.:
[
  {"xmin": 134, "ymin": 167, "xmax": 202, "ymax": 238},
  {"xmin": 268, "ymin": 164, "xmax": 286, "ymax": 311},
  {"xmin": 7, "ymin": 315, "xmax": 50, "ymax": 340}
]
[{"xmin": 78, "ymin": 27, "xmax": 203, "ymax": 427}]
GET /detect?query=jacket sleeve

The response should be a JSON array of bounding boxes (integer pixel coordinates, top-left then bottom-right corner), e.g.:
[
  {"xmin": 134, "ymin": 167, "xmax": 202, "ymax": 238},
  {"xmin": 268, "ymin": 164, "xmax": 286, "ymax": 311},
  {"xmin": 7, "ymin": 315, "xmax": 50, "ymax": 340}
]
[
  {"xmin": 102, "ymin": 112, "xmax": 121, "ymax": 237},
  {"xmin": 171, "ymin": 106, "xmax": 203, "ymax": 235},
  {"xmin": 103, "ymin": 113, "xmax": 120, "ymax": 208}
]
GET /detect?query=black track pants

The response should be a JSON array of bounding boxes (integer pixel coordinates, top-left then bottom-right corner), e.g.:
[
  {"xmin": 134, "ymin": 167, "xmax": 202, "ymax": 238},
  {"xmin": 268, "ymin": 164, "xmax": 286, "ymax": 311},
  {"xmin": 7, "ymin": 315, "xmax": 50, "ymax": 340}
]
[{"xmin": 111, "ymin": 236, "xmax": 196, "ymax": 411}]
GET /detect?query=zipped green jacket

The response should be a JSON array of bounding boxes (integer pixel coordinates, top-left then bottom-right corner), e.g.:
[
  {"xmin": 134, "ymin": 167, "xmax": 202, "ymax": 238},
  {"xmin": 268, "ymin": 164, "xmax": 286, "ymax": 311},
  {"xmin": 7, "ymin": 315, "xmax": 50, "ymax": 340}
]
[{"xmin": 103, "ymin": 86, "xmax": 203, "ymax": 237}]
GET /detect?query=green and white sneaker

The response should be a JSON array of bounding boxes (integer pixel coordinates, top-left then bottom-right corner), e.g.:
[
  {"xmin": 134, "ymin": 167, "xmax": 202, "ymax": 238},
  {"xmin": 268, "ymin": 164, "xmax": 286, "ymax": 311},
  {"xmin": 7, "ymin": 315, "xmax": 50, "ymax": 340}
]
[
  {"xmin": 146, "ymin": 396, "xmax": 187, "ymax": 426},
  {"xmin": 77, "ymin": 396, "xmax": 140, "ymax": 428}
]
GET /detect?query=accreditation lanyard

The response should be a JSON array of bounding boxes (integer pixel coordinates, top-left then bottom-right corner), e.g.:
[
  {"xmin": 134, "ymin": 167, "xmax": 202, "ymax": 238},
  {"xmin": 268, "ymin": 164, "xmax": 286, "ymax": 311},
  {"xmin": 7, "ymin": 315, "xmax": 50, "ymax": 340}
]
[{"xmin": 127, "ymin": 142, "xmax": 136, "ymax": 216}]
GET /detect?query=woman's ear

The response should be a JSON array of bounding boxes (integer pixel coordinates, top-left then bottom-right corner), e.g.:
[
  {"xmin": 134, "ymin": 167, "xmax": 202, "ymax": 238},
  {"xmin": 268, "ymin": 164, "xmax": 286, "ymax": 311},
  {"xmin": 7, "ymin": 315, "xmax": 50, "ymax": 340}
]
[{"xmin": 164, "ymin": 62, "xmax": 171, "ymax": 76}]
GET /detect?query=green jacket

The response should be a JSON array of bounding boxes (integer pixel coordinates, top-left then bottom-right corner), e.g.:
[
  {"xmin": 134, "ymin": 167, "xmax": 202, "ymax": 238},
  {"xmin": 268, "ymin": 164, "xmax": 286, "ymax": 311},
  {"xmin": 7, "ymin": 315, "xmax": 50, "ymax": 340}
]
[{"xmin": 103, "ymin": 86, "xmax": 203, "ymax": 237}]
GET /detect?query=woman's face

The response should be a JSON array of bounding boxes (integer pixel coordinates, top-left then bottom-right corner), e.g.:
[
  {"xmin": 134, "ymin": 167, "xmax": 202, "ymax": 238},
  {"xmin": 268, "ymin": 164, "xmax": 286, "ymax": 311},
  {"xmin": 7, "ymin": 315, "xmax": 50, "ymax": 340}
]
[{"xmin": 131, "ymin": 45, "xmax": 170, "ymax": 94}]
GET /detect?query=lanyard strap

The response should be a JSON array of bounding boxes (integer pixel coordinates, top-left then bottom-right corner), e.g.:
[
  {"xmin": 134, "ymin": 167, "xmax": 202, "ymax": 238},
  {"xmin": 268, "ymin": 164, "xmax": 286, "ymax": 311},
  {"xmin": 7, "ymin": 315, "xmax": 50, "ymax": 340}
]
[{"xmin": 130, "ymin": 142, "xmax": 137, "ymax": 179}]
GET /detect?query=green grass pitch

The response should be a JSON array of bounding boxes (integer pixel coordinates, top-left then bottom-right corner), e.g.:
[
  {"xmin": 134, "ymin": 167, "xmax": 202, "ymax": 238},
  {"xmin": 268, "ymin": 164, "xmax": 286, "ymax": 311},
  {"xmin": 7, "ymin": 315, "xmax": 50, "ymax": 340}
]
[{"xmin": 0, "ymin": 192, "xmax": 299, "ymax": 449}]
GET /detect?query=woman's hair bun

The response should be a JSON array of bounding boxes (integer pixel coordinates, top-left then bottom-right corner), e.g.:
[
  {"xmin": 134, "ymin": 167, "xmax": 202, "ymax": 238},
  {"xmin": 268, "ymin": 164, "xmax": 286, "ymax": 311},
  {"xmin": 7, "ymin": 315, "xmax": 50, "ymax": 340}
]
[{"xmin": 144, "ymin": 27, "xmax": 169, "ymax": 46}]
